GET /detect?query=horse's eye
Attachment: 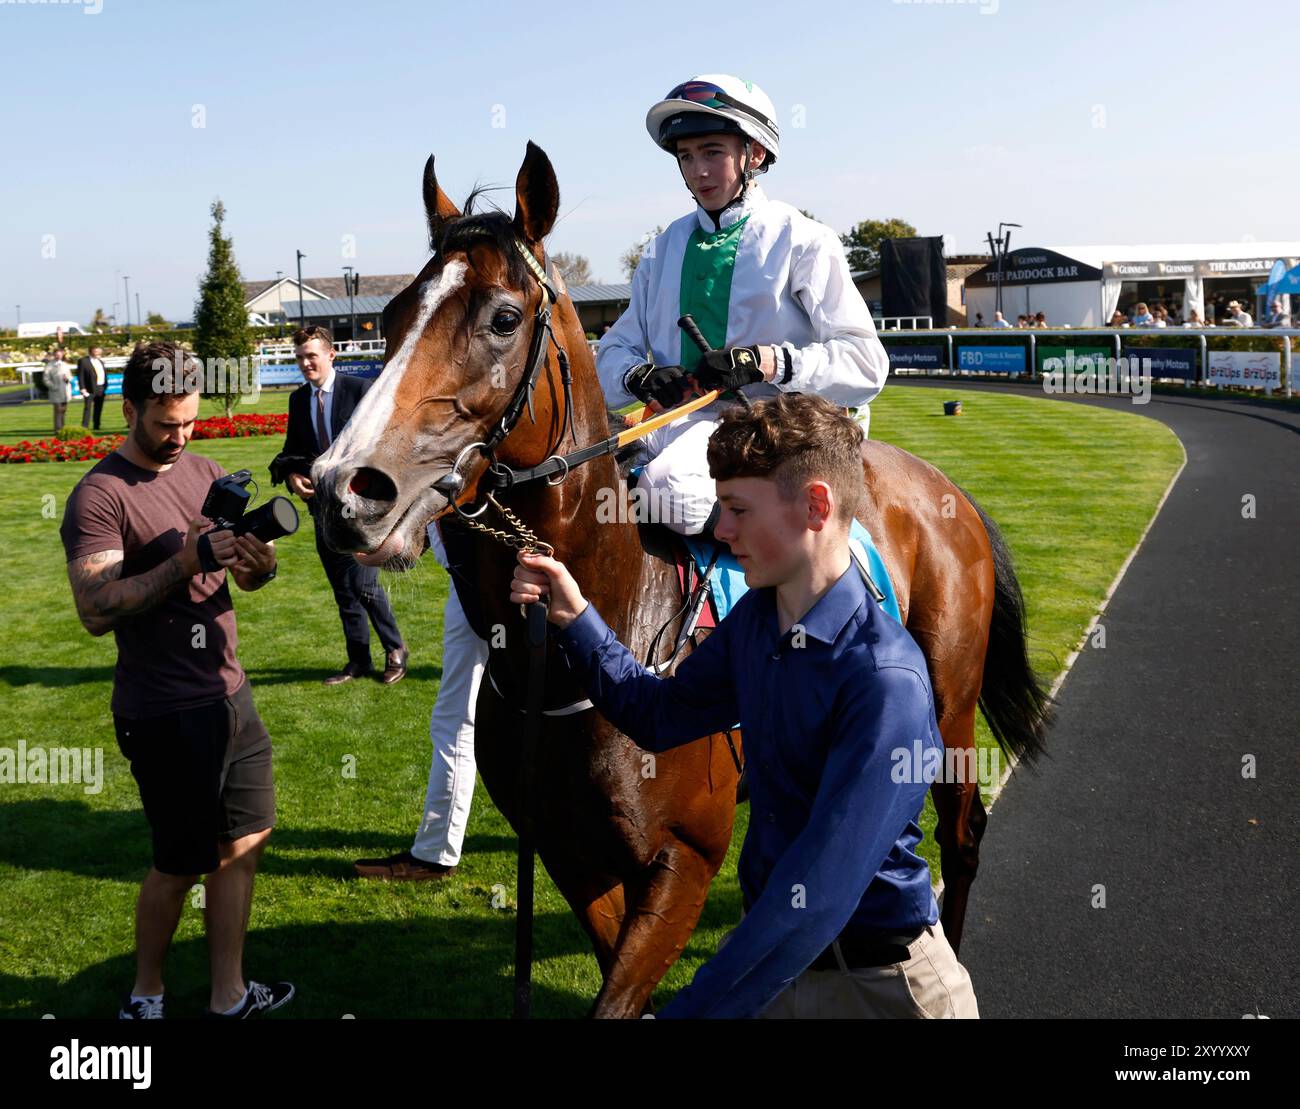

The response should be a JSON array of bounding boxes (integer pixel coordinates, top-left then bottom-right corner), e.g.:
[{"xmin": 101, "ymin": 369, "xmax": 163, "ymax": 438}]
[{"xmin": 491, "ymin": 308, "xmax": 523, "ymax": 335}]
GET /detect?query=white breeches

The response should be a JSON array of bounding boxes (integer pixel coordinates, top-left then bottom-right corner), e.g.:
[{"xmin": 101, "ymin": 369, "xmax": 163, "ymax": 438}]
[{"xmin": 411, "ymin": 525, "xmax": 487, "ymax": 867}]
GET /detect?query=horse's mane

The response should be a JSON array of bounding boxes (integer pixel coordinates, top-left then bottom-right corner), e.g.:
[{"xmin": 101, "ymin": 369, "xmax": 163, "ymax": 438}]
[
  {"xmin": 435, "ymin": 186, "xmax": 641, "ymax": 473},
  {"xmin": 434, "ymin": 185, "xmax": 533, "ymax": 291}
]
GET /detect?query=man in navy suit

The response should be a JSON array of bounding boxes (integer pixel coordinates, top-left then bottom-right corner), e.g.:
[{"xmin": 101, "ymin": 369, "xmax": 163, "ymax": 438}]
[
  {"xmin": 276, "ymin": 326, "xmax": 407, "ymax": 685},
  {"xmin": 77, "ymin": 345, "xmax": 109, "ymax": 430}
]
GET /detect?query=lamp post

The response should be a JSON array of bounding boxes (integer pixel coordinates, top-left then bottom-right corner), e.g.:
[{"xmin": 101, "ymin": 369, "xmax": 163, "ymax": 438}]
[
  {"xmin": 343, "ymin": 265, "xmax": 356, "ymax": 345},
  {"xmin": 14, "ymin": 305, "xmax": 19, "ymax": 331},
  {"xmin": 136, "ymin": 292, "xmax": 142, "ymax": 330},
  {"xmin": 295, "ymin": 251, "xmax": 306, "ymax": 328},
  {"xmin": 984, "ymin": 223, "xmax": 1022, "ymax": 317},
  {"xmin": 123, "ymin": 275, "xmax": 131, "ymax": 330}
]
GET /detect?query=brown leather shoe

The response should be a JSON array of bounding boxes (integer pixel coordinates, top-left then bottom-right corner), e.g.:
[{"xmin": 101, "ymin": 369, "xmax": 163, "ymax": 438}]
[
  {"xmin": 352, "ymin": 850, "xmax": 454, "ymax": 881},
  {"xmin": 323, "ymin": 660, "xmax": 372, "ymax": 686},
  {"xmin": 380, "ymin": 646, "xmax": 408, "ymax": 685}
]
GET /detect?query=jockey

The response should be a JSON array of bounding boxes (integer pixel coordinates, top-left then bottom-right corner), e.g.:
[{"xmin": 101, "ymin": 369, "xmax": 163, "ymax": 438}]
[{"xmin": 597, "ymin": 73, "xmax": 890, "ymax": 538}]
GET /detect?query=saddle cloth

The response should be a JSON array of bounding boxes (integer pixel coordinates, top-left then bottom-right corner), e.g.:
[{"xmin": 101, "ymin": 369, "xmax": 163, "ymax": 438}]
[{"xmin": 675, "ymin": 518, "xmax": 901, "ymax": 628}]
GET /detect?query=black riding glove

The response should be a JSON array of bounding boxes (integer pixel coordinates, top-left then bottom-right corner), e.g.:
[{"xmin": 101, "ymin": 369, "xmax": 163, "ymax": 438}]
[
  {"xmin": 691, "ymin": 346, "xmax": 766, "ymax": 393},
  {"xmin": 624, "ymin": 362, "xmax": 694, "ymax": 408}
]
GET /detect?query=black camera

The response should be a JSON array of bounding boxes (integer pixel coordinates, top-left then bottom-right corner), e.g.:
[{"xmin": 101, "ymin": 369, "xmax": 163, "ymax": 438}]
[{"xmin": 198, "ymin": 469, "xmax": 300, "ymax": 572}]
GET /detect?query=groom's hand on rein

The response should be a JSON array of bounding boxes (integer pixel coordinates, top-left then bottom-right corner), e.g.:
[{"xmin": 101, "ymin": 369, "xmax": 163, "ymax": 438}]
[{"xmin": 512, "ymin": 551, "xmax": 588, "ymax": 630}]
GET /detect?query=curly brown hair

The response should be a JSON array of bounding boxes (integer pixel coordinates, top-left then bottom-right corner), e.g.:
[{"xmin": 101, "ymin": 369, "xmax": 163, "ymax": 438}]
[{"xmin": 706, "ymin": 393, "xmax": 864, "ymax": 525}]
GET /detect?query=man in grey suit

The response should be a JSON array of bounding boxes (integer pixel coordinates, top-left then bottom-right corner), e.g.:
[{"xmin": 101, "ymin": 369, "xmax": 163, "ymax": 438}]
[{"xmin": 43, "ymin": 347, "xmax": 73, "ymax": 433}]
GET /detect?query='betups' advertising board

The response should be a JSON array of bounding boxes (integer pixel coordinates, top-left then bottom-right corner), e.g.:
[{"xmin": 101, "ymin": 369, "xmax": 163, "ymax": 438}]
[{"xmin": 1206, "ymin": 351, "xmax": 1281, "ymax": 389}]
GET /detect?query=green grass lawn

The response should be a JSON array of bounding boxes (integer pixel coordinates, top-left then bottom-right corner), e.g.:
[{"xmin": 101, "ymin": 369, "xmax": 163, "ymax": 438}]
[{"xmin": 0, "ymin": 385, "xmax": 1182, "ymax": 1018}]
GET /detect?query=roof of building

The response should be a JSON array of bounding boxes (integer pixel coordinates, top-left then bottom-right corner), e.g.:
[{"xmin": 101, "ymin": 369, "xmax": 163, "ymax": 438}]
[
  {"xmin": 279, "ymin": 297, "xmax": 394, "ymax": 319},
  {"xmin": 243, "ymin": 275, "xmax": 416, "ymax": 305},
  {"xmin": 1045, "ymin": 242, "xmax": 1300, "ymax": 267},
  {"xmin": 567, "ymin": 282, "xmax": 633, "ymax": 303}
]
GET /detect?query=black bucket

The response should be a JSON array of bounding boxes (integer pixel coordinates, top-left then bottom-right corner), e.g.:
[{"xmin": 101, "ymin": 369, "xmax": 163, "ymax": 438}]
[{"xmin": 944, "ymin": 400, "xmax": 962, "ymax": 416}]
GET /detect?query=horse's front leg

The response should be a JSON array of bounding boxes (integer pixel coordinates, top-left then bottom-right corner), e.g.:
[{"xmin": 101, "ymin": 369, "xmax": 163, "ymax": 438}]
[{"xmin": 591, "ymin": 833, "xmax": 721, "ymax": 1018}]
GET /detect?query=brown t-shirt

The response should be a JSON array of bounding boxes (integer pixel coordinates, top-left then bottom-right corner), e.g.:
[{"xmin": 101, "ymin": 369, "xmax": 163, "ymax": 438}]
[{"xmin": 60, "ymin": 450, "xmax": 244, "ymax": 718}]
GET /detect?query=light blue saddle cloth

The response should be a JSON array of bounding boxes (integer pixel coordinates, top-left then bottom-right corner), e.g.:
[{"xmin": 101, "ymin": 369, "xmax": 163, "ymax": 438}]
[{"xmin": 681, "ymin": 518, "xmax": 901, "ymax": 625}]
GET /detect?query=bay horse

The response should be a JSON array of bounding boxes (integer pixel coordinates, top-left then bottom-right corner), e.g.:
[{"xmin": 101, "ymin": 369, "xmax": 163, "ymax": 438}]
[{"xmin": 312, "ymin": 142, "xmax": 1051, "ymax": 1017}]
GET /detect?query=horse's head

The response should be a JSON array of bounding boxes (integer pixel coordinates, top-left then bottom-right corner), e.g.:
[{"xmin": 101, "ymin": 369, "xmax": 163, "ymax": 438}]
[{"xmin": 312, "ymin": 142, "xmax": 572, "ymax": 570}]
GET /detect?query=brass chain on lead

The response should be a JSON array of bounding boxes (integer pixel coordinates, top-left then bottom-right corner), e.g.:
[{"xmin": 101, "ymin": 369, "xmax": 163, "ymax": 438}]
[{"xmin": 460, "ymin": 491, "xmax": 554, "ymax": 558}]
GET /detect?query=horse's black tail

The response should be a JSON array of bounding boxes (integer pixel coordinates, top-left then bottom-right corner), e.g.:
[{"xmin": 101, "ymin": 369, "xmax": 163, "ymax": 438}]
[{"xmin": 964, "ymin": 492, "xmax": 1054, "ymax": 765}]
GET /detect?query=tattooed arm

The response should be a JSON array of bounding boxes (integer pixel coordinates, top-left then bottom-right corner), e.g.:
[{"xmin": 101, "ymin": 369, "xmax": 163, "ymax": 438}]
[{"xmin": 67, "ymin": 519, "xmax": 205, "ymax": 637}]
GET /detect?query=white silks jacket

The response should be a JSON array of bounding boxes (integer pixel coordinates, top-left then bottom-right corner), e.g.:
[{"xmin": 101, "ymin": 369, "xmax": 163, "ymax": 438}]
[{"xmin": 596, "ymin": 183, "xmax": 890, "ymax": 437}]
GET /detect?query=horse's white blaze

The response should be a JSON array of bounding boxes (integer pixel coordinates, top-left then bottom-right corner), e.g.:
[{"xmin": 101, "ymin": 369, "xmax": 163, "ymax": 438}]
[{"xmin": 318, "ymin": 260, "xmax": 467, "ymax": 474}]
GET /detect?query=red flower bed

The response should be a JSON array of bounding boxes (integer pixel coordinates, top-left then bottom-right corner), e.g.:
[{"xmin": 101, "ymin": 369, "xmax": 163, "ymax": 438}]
[
  {"xmin": 1, "ymin": 413, "xmax": 286, "ymax": 463},
  {"xmin": 0, "ymin": 435, "xmax": 125, "ymax": 464},
  {"xmin": 191, "ymin": 413, "xmax": 288, "ymax": 439}
]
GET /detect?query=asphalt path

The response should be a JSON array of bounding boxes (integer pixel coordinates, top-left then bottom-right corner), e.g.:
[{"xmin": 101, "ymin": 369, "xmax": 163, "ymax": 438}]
[{"xmin": 898, "ymin": 379, "xmax": 1300, "ymax": 1019}]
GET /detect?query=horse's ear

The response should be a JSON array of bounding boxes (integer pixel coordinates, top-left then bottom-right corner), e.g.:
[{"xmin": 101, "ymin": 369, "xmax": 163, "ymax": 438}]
[
  {"xmin": 512, "ymin": 141, "xmax": 559, "ymax": 245},
  {"xmin": 423, "ymin": 154, "xmax": 461, "ymax": 249}
]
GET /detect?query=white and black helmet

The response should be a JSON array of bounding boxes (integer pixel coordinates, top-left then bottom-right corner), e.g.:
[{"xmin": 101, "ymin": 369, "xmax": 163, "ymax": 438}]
[{"xmin": 645, "ymin": 74, "xmax": 780, "ymax": 170}]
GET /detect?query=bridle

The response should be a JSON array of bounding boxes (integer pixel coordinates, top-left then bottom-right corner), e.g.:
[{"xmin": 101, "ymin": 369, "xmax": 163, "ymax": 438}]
[{"xmin": 430, "ymin": 238, "xmax": 578, "ymax": 537}]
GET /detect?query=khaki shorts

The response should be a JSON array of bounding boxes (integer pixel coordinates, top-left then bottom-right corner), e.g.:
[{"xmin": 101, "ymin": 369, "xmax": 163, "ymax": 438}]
[{"xmin": 732, "ymin": 919, "xmax": 979, "ymax": 1019}]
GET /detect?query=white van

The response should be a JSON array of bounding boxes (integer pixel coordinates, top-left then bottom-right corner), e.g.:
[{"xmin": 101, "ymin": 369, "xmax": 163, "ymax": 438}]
[{"xmin": 16, "ymin": 321, "xmax": 89, "ymax": 339}]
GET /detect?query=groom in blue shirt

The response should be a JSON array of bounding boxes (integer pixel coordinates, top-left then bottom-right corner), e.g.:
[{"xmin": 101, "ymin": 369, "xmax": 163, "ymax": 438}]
[{"xmin": 511, "ymin": 393, "xmax": 979, "ymax": 1019}]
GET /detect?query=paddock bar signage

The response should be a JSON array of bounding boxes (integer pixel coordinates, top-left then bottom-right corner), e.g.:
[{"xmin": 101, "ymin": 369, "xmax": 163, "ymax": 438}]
[
  {"xmin": 1105, "ymin": 258, "xmax": 1277, "ymax": 278},
  {"xmin": 1103, "ymin": 260, "xmax": 1197, "ymax": 279},
  {"xmin": 965, "ymin": 249, "xmax": 1102, "ymax": 287}
]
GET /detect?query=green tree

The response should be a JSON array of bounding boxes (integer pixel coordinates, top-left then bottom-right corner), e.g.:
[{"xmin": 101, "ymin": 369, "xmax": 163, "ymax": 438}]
[
  {"xmin": 552, "ymin": 251, "xmax": 594, "ymax": 286},
  {"xmin": 621, "ymin": 226, "xmax": 664, "ymax": 281},
  {"xmin": 193, "ymin": 199, "xmax": 252, "ymax": 417},
  {"xmin": 146, "ymin": 311, "xmax": 170, "ymax": 328},
  {"xmin": 89, "ymin": 307, "xmax": 109, "ymax": 332},
  {"xmin": 840, "ymin": 217, "xmax": 918, "ymax": 273}
]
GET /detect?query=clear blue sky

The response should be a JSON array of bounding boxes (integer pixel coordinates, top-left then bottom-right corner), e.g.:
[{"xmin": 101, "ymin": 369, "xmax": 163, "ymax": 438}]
[{"xmin": 3, "ymin": 0, "xmax": 1293, "ymax": 323}]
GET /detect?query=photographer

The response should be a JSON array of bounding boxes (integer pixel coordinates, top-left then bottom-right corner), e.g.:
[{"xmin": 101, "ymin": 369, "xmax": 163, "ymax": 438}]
[{"xmin": 59, "ymin": 341, "xmax": 294, "ymax": 1020}]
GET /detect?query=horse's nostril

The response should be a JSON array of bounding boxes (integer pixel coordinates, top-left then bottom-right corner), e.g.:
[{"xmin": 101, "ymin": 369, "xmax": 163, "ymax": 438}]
[{"xmin": 348, "ymin": 467, "xmax": 398, "ymax": 504}]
